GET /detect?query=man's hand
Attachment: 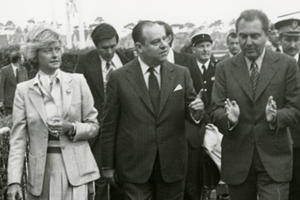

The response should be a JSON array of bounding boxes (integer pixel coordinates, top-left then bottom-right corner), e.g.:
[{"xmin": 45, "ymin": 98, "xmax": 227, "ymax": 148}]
[
  {"xmin": 189, "ymin": 92, "xmax": 205, "ymax": 121},
  {"xmin": 7, "ymin": 183, "xmax": 23, "ymax": 200},
  {"xmin": 224, "ymin": 98, "xmax": 240, "ymax": 124},
  {"xmin": 266, "ymin": 96, "xmax": 277, "ymax": 123},
  {"xmin": 101, "ymin": 169, "xmax": 117, "ymax": 185}
]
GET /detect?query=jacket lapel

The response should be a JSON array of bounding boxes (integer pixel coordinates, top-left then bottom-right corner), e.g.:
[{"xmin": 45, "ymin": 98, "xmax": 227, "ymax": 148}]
[
  {"xmin": 8, "ymin": 65, "xmax": 17, "ymax": 85},
  {"xmin": 125, "ymin": 59, "xmax": 155, "ymax": 115},
  {"xmin": 231, "ymin": 53, "xmax": 254, "ymax": 101},
  {"xmin": 158, "ymin": 62, "xmax": 175, "ymax": 116},
  {"xmin": 28, "ymin": 77, "xmax": 47, "ymax": 125},
  {"xmin": 89, "ymin": 51, "xmax": 105, "ymax": 97},
  {"xmin": 60, "ymin": 72, "xmax": 73, "ymax": 118},
  {"xmin": 254, "ymin": 50, "xmax": 279, "ymax": 102}
]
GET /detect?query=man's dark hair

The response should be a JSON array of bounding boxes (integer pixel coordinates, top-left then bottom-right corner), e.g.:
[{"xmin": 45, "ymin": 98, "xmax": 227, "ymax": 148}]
[
  {"xmin": 132, "ymin": 20, "xmax": 156, "ymax": 44},
  {"xmin": 8, "ymin": 45, "xmax": 21, "ymax": 64},
  {"xmin": 226, "ymin": 32, "xmax": 238, "ymax": 43},
  {"xmin": 91, "ymin": 23, "xmax": 119, "ymax": 47},
  {"xmin": 156, "ymin": 20, "xmax": 174, "ymax": 45},
  {"xmin": 235, "ymin": 9, "xmax": 269, "ymax": 34}
]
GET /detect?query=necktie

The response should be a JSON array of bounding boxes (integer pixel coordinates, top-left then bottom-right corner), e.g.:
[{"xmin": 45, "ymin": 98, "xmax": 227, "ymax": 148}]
[
  {"xmin": 105, "ymin": 61, "xmax": 113, "ymax": 81},
  {"xmin": 250, "ymin": 61, "xmax": 259, "ymax": 97},
  {"xmin": 201, "ymin": 64, "xmax": 207, "ymax": 79},
  {"xmin": 148, "ymin": 67, "xmax": 160, "ymax": 115},
  {"xmin": 15, "ymin": 68, "xmax": 19, "ymax": 83}
]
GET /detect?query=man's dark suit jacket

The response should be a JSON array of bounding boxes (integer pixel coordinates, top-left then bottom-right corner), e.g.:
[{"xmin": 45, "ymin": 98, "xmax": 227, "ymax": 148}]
[
  {"xmin": 211, "ymin": 50, "xmax": 300, "ymax": 185},
  {"xmin": 290, "ymin": 54, "xmax": 300, "ymax": 148},
  {"xmin": 75, "ymin": 49, "xmax": 133, "ymax": 168},
  {"xmin": 101, "ymin": 58, "xmax": 196, "ymax": 183},
  {"xmin": 0, "ymin": 64, "xmax": 28, "ymax": 108}
]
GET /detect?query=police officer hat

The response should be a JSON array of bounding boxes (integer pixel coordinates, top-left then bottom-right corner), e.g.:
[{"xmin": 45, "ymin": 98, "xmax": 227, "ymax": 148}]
[
  {"xmin": 274, "ymin": 18, "xmax": 300, "ymax": 37},
  {"xmin": 191, "ymin": 31, "xmax": 213, "ymax": 46}
]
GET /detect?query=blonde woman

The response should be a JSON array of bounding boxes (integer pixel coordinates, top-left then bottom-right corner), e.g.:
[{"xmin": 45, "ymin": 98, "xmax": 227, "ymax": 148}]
[{"xmin": 7, "ymin": 25, "xmax": 100, "ymax": 200}]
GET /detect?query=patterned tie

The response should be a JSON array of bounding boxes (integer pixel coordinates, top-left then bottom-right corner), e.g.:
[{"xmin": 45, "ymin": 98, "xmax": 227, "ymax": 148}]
[
  {"xmin": 148, "ymin": 67, "xmax": 160, "ymax": 115},
  {"xmin": 250, "ymin": 61, "xmax": 259, "ymax": 97}
]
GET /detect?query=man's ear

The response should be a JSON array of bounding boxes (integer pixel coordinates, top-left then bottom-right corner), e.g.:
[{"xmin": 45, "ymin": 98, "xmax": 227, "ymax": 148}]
[{"xmin": 135, "ymin": 42, "xmax": 143, "ymax": 54}]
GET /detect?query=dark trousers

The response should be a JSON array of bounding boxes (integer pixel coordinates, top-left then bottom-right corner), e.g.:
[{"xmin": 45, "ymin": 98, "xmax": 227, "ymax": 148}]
[
  {"xmin": 184, "ymin": 146, "xmax": 204, "ymax": 200},
  {"xmin": 122, "ymin": 154, "xmax": 185, "ymax": 200},
  {"xmin": 94, "ymin": 177, "xmax": 124, "ymax": 200},
  {"xmin": 228, "ymin": 147, "xmax": 289, "ymax": 200},
  {"xmin": 289, "ymin": 147, "xmax": 300, "ymax": 200}
]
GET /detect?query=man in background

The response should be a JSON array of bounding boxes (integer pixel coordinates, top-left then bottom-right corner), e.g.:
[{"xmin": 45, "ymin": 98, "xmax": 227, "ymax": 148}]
[
  {"xmin": 221, "ymin": 32, "xmax": 241, "ymax": 60},
  {"xmin": 0, "ymin": 46, "xmax": 28, "ymax": 114},
  {"xmin": 275, "ymin": 16, "xmax": 300, "ymax": 200},
  {"xmin": 75, "ymin": 22, "xmax": 133, "ymax": 200}
]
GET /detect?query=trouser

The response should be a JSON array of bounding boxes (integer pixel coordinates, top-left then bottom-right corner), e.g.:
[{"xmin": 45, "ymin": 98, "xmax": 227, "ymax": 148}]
[
  {"xmin": 122, "ymin": 154, "xmax": 185, "ymax": 200},
  {"xmin": 289, "ymin": 147, "xmax": 300, "ymax": 200},
  {"xmin": 228, "ymin": 147, "xmax": 289, "ymax": 200}
]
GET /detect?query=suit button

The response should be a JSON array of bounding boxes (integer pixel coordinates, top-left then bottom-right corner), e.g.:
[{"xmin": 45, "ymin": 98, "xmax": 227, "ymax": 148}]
[{"xmin": 204, "ymin": 81, "xmax": 207, "ymax": 84}]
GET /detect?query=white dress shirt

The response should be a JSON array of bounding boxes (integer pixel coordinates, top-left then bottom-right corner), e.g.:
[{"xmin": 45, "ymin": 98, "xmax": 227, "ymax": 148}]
[
  {"xmin": 294, "ymin": 53, "xmax": 299, "ymax": 62},
  {"xmin": 167, "ymin": 49, "xmax": 175, "ymax": 63},
  {"xmin": 100, "ymin": 53, "xmax": 123, "ymax": 87},
  {"xmin": 196, "ymin": 59, "xmax": 210, "ymax": 74},
  {"xmin": 11, "ymin": 63, "xmax": 18, "ymax": 77}
]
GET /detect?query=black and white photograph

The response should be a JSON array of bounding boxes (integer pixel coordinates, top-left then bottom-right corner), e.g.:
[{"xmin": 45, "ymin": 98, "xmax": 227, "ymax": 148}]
[{"xmin": 0, "ymin": 0, "xmax": 300, "ymax": 200}]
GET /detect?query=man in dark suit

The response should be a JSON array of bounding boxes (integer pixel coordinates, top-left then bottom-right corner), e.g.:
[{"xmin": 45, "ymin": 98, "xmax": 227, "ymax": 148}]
[
  {"xmin": 100, "ymin": 20, "xmax": 204, "ymax": 200},
  {"xmin": 157, "ymin": 21, "xmax": 209, "ymax": 200},
  {"xmin": 211, "ymin": 9, "xmax": 300, "ymax": 200},
  {"xmin": 75, "ymin": 23, "xmax": 133, "ymax": 200},
  {"xmin": 275, "ymin": 17, "xmax": 300, "ymax": 200},
  {"xmin": 0, "ymin": 48, "xmax": 28, "ymax": 114}
]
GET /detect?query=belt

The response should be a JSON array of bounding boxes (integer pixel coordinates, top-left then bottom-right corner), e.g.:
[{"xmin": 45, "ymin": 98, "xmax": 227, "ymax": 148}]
[
  {"xmin": 47, "ymin": 146, "xmax": 61, "ymax": 153},
  {"xmin": 48, "ymin": 134, "xmax": 59, "ymax": 141}
]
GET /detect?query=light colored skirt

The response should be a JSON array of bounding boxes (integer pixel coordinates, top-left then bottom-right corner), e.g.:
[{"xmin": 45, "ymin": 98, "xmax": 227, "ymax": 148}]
[{"xmin": 27, "ymin": 151, "xmax": 93, "ymax": 200}]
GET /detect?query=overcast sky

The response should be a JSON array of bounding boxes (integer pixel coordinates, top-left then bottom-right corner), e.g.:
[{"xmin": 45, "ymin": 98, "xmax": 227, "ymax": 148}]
[{"xmin": 0, "ymin": 0, "xmax": 299, "ymax": 29}]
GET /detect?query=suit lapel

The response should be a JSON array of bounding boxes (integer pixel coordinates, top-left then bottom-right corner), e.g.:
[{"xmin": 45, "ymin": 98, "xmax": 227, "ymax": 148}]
[
  {"xmin": 254, "ymin": 50, "xmax": 279, "ymax": 102},
  {"xmin": 158, "ymin": 62, "xmax": 175, "ymax": 116},
  {"xmin": 125, "ymin": 59, "xmax": 155, "ymax": 114},
  {"xmin": 191, "ymin": 61, "xmax": 205, "ymax": 92},
  {"xmin": 60, "ymin": 72, "xmax": 73, "ymax": 118},
  {"xmin": 89, "ymin": 51, "xmax": 104, "ymax": 97},
  {"xmin": 28, "ymin": 78, "xmax": 47, "ymax": 125},
  {"xmin": 8, "ymin": 65, "xmax": 17, "ymax": 85},
  {"xmin": 231, "ymin": 53, "xmax": 253, "ymax": 101}
]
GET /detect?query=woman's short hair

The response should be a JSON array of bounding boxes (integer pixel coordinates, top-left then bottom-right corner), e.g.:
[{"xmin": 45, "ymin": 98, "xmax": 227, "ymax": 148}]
[{"xmin": 22, "ymin": 25, "xmax": 63, "ymax": 62}]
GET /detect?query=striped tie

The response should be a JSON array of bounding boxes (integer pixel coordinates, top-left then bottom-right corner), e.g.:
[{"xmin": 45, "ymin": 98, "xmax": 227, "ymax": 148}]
[{"xmin": 250, "ymin": 61, "xmax": 259, "ymax": 97}]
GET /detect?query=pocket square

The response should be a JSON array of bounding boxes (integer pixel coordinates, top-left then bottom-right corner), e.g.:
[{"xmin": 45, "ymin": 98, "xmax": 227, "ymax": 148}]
[{"xmin": 174, "ymin": 84, "xmax": 183, "ymax": 92}]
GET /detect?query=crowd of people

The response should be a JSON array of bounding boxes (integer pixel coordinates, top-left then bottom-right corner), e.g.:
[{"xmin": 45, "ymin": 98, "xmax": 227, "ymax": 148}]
[{"xmin": 2, "ymin": 8, "xmax": 300, "ymax": 200}]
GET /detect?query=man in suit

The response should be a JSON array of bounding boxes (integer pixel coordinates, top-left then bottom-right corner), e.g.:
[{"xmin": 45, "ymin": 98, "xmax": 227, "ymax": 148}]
[
  {"xmin": 267, "ymin": 24, "xmax": 283, "ymax": 53},
  {"xmin": 211, "ymin": 9, "xmax": 300, "ymax": 200},
  {"xmin": 0, "ymin": 47, "xmax": 28, "ymax": 114},
  {"xmin": 274, "ymin": 17, "xmax": 300, "ymax": 200},
  {"xmin": 75, "ymin": 23, "xmax": 133, "ymax": 200},
  {"xmin": 100, "ymin": 20, "xmax": 204, "ymax": 200},
  {"xmin": 220, "ymin": 32, "xmax": 241, "ymax": 61}
]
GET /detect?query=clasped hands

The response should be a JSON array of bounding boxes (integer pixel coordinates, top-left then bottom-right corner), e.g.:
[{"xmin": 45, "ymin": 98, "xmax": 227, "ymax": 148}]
[
  {"xmin": 225, "ymin": 96, "xmax": 277, "ymax": 125},
  {"xmin": 189, "ymin": 91, "xmax": 205, "ymax": 121},
  {"xmin": 47, "ymin": 117, "xmax": 75, "ymax": 138}
]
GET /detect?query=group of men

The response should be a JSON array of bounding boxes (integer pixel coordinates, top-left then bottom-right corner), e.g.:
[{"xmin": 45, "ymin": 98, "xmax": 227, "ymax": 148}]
[
  {"xmin": 73, "ymin": 9, "xmax": 300, "ymax": 200},
  {"xmin": 2, "ymin": 8, "xmax": 300, "ymax": 200}
]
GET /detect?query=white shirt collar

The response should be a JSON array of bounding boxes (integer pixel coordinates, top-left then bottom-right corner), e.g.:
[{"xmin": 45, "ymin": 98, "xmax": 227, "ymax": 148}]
[
  {"xmin": 138, "ymin": 57, "xmax": 161, "ymax": 75},
  {"xmin": 197, "ymin": 59, "xmax": 210, "ymax": 74},
  {"xmin": 294, "ymin": 53, "xmax": 299, "ymax": 62},
  {"xmin": 11, "ymin": 63, "xmax": 18, "ymax": 76},
  {"xmin": 244, "ymin": 48, "xmax": 266, "ymax": 73},
  {"xmin": 99, "ymin": 53, "xmax": 123, "ymax": 69},
  {"xmin": 167, "ymin": 49, "xmax": 175, "ymax": 63}
]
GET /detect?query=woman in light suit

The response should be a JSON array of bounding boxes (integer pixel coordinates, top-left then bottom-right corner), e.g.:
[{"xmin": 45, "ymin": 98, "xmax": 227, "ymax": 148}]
[{"xmin": 6, "ymin": 25, "xmax": 100, "ymax": 200}]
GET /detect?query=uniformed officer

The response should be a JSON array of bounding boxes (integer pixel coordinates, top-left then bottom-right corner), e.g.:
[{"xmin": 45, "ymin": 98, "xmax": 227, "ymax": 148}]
[{"xmin": 275, "ymin": 16, "xmax": 300, "ymax": 200}]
